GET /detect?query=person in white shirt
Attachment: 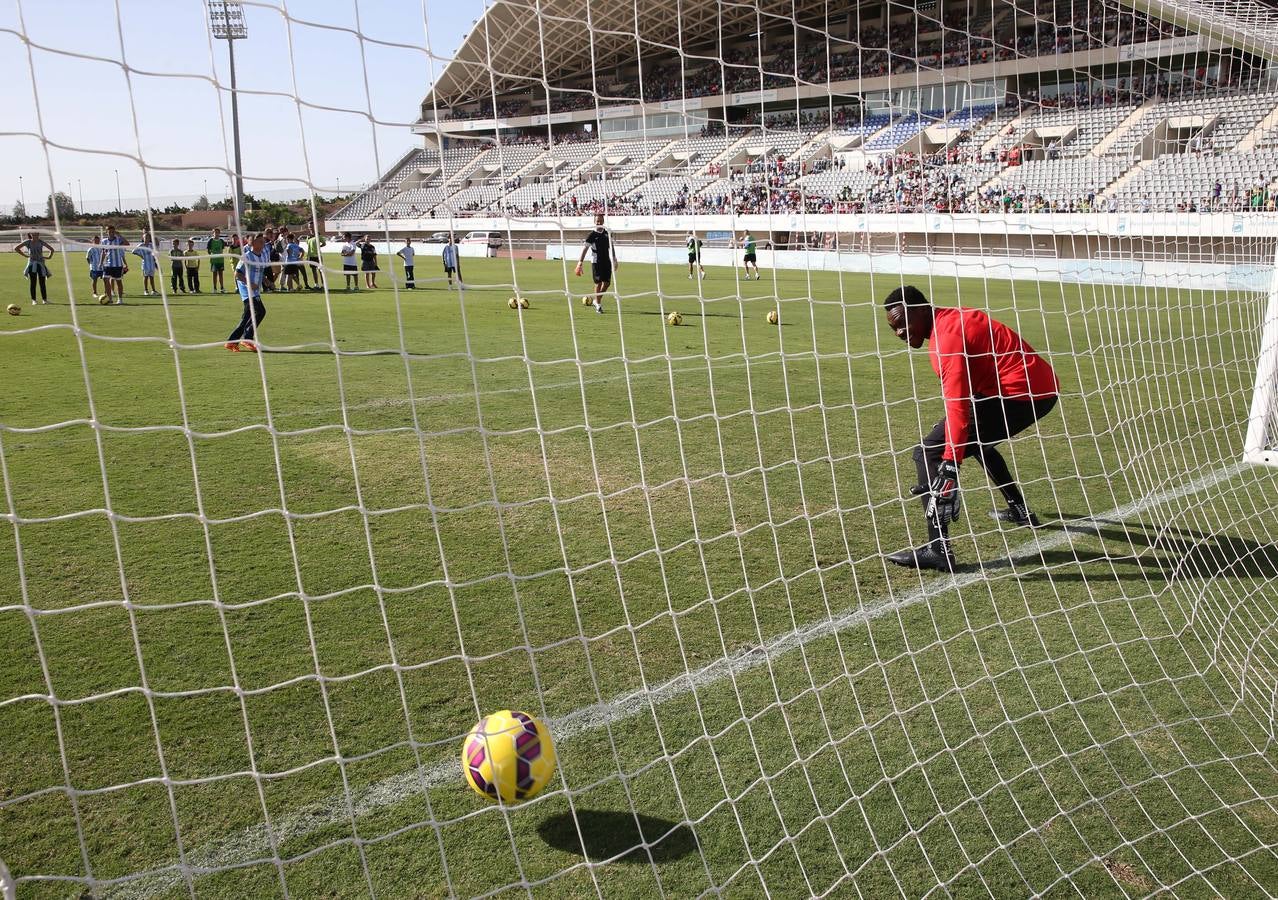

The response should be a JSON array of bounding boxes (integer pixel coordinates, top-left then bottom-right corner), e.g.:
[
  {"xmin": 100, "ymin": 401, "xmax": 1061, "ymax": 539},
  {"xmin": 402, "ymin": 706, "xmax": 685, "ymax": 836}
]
[
  {"xmin": 340, "ymin": 232, "xmax": 359, "ymax": 291},
  {"xmin": 396, "ymin": 238, "xmax": 416, "ymax": 289}
]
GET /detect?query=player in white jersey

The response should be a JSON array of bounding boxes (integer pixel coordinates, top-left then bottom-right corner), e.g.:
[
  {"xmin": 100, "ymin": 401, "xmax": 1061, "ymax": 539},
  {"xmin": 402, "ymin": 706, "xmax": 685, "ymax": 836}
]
[
  {"xmin": 86, "ymin": 235, "xmax": 105, "ymax": 300},
  {"xmin": 131, "ymin": 231, "xmax": 159, "ymax": 296},
  {"xmin": 101, "ymin": 225, "xmax": 130, "ymax": 305},
  {"xmin": 396, "ymin": 238, "xmax": 416, "ymax": 289}
]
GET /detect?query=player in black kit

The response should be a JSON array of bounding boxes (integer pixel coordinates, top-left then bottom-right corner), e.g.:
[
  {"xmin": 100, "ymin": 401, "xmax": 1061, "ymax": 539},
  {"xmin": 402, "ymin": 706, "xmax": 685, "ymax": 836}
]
[{"xmin": 574, "ymin": 212, "xmax": 617, "ymax": 314}]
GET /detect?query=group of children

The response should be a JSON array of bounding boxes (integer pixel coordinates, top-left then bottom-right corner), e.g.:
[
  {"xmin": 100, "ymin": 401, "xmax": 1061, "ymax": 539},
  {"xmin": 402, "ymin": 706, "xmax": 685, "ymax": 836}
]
[
  {"xmin": 82, "ymin": 228, "xmax": 229, "ymax": 303},
  {"xmin": 78, "ymin": 227, "xmax": 328, "ymax": 303}
]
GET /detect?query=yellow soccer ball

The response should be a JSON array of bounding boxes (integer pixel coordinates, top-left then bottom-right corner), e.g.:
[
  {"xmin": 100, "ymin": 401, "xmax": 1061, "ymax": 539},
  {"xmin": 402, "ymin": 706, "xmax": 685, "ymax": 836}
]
[
  {"xmin": 508, "ymin": 297, "xmax": 519, "ymax": 309},
  {"xmin": 99, "ymin": 295, "xmax": 112, "ymax": 306},
  {"xmin": 581, "ymin": 295, "xmax": 593, "ymax": 305},
  {"xmin": 6, "ymin": 304, "xmax": 19, "ymax": 316},
  {"xmin": 766, "ymin": 309, "xmax": 779, "ymax": 325},
  {"xmin": 518, "ymin": 297, "xmax": 529, "ymax": 309},
  {"xmin": 462, "ymin": 710, "xmax": 557, "ymax": 803},
  {"xmin": 666, "ymin": 311, "xmax": 682, "ymax": 326}
]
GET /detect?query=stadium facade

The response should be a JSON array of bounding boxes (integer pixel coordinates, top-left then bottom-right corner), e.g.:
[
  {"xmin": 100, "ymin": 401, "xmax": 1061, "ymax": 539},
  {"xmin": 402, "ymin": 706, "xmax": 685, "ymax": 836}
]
[{"xmin": 328, "ymin": 0, "xmax": 1278, "ymax": 265}]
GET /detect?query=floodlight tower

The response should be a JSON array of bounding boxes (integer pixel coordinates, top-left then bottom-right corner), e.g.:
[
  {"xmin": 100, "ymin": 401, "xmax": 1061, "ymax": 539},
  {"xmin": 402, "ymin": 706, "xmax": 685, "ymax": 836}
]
[{"xmin": 208, "ymin": 0, "xmax": 248, "ymax": 225}]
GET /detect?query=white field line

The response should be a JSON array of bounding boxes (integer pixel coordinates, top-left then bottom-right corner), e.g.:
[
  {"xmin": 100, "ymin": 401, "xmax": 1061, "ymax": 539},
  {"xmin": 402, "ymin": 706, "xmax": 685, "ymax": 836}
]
[{"xmin": 99, "ymin": 461, "xmax": 1247, "ymax": 900}]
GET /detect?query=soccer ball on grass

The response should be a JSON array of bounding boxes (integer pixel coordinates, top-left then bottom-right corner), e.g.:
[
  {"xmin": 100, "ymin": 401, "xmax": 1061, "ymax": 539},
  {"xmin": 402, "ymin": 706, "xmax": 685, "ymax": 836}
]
[
  {"xmin": 99, "ymin": 296, "xmax": 112, "ymax": 306},
  {"xmin": 6, "ymin": 304, "xmax": 19, "ymax": 316},
  {"xmin": 508, "ymin": 296, "xmax": 519, "ymax": 309},
  {"xmin": 766, "ymin": 309, "xmax": 779, "ymax": 325},
  {"xmin": 462, "ymin": 709, "xmax": 556, "ymax": 803},
  {"xmin": 666, "ymin": 311, "xmax": 683, "ymax": 326}
]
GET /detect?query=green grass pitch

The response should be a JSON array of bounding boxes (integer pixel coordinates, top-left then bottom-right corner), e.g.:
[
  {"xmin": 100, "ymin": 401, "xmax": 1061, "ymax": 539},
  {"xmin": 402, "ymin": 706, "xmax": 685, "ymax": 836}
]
[{"xmin": 1, "ymin": 249, "xmax": 1276, "ymax": 898}]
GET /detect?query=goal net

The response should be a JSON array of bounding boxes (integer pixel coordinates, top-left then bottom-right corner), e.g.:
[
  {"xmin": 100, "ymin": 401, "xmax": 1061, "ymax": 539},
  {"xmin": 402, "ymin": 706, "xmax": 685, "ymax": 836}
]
[{"xmin": 3, "ymin": 0, "xmax": 1278, "ymax": 897}]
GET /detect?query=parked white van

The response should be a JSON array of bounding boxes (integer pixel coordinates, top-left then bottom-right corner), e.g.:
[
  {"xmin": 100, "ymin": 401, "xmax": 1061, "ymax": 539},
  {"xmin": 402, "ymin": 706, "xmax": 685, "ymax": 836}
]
[{"xmin": 462, "ymin": 231, "xmax": 503, "ymax": 253}]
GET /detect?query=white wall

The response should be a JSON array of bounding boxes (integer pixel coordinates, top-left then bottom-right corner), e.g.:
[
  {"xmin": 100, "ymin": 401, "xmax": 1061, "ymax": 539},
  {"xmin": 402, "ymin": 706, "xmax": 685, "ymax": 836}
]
[
  {"xmin": 322, "ymin": 241, "xmax": 492, "ymax": 258},
  {"xmin": 329, "ymin": 212, "xmax": 1278, "ymax": 240},
  {"xmin": 545, "ymin": 243, "xmax": 1273, "ymax": 292}
]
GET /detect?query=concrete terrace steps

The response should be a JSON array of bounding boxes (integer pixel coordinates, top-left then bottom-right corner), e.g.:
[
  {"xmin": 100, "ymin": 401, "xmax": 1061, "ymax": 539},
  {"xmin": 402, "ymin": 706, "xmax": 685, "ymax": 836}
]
[
  {"xmin": 980, "ymin": 113, "xmax": 1022, "ymax": 156},
  {"xmin": 1098, "ymin": 159, "xmax": 1155, "ymax": 201},
  {"xmin": 1235, "ymin": 104, "xmax": 1278, "ymax": 153},
  {"xmin": 1091, "ymin": 97, "xmax": 1159, "ymax": 158}
]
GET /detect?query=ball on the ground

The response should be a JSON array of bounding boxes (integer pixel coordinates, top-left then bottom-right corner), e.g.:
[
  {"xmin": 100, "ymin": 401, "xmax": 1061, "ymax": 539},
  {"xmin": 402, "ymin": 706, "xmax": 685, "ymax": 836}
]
[
  {"xmin": 508, "ymin": 296, "xmax": 519, "ymax": 309},
  {"xmin": 581, "ymin": 295, "xmax": 593, "ymax": 305},
  {"xmin": 462, "ymin": 710, "xmax": 556, "ymax": 803},
  {"xmin": 6, "ymin": 304, "xmax": 19, "ymax": 316},
  {"xmin": 767, "ymin": 309, "xmax": 779, "ymax": 325},
  {"xmin": 666, "ymin": 311, "xmax": 682, "ymax": 326},
  {"xmin": 99, "ymin": 296, "xmax": 112, "ymax": 306},
  {"xmin": 518, "ymin": 297, "xmax": 529, "ymax": 309}
]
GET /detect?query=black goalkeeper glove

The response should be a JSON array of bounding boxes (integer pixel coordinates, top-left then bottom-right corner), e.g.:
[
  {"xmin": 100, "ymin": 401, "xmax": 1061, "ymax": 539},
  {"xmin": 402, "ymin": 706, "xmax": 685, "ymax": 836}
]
[{"xmin": 926, "ymin": 459, "xmax": 961, "ymax": 527}]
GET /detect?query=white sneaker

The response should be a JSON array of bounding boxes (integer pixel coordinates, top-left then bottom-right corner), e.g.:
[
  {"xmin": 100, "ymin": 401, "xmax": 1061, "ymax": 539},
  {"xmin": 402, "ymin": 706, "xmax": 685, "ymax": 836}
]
[
  {"xmin": 594, "ymin": 301, "xmax": 603, "ymax": 314},
  {"xmin": 699, "ymin": 271, "xmax": 706, "ymax": 279},
  {"xmin": 688, "ymin": 274, "xmax": 693, "ymax": 280},
  {"xmin": 755, "ymin": 274, "xmax": 761, "ymax": 280}
]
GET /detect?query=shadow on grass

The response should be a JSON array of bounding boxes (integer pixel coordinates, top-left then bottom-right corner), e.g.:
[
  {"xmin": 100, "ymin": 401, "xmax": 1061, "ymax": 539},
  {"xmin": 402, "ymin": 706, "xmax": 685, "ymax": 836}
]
[
  {"xmin": 537, "ymin": 809, "xmax": 699, "ymax": 864},
  {"xmin": 980, "ymin": 516, "xmax": 1278, "ymax": 582}
]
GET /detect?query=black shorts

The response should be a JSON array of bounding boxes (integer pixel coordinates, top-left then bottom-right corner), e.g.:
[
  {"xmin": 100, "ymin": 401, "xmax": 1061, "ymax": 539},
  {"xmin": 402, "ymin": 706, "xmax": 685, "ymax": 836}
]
[
  {"xmin": 284, "ymin": 264, "xmax": 300, "ymax": 276},
  {"xmin": 361, "ymin": 261, "xmax": 378, "ymax": 272},
  {"xmin": 688, "ymin": 254, "xmax": 699, "ymax": 264},
  {"xmin": 921, "ymin": 395, "xmax": 1058, "ymax": 462},
  {"xmin": 104, "ymin": 265, "xmax": 123, "ymax": 279},
  {"xmin": 444, "ymin": 265, "xmax": 456, "ymax": 275},
  {"xmin": 591, "ymin": 263, "xmax": 612, "ymax": 284},
  {"xmin": 744, "ymin": 253, "xmax": 757, "ymax": 264}
]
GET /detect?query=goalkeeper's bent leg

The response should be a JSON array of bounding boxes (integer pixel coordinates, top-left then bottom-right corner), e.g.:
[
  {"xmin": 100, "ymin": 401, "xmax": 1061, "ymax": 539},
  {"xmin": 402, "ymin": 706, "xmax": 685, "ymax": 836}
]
[{"xmin": 912, "ymin": 421, "xmax": 953, "ymax": 553}]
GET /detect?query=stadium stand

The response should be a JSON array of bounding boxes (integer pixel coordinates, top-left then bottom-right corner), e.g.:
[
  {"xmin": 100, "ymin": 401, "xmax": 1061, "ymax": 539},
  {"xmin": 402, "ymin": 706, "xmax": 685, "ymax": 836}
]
[{"xmin": 328, "ymin": 0, "xmax": 1278, "ymax": 225}]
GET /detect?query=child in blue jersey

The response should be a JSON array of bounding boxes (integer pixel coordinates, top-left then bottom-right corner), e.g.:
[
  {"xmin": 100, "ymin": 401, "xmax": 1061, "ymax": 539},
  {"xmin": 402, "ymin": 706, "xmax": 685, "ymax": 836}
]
[
  {"xmin": 132, "ymin": 231, "xmax": 158, "ymax": 296},
  {"xmin": 86, "ymin": 235, "xmax": 105, "ymax": 300},
  {"xmin": 283, "ymin": 233, "xmax": 304, "ymax": 291}
]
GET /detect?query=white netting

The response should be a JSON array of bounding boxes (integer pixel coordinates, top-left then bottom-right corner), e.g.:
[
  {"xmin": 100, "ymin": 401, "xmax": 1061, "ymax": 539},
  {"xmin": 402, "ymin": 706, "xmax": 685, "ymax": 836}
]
[{"xmin": 3, "ymin": 0, "xmax": 1278, "ymax": 897}]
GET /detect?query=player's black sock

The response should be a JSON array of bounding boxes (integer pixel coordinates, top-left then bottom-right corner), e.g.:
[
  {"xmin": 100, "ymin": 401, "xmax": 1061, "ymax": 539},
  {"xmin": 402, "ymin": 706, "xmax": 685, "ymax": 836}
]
[
  {"xmin": 926, "ymin": 518, "xmax": 953, "ymax": 558},
  {"xmin": 1000, "ymin": 482, "xmax": 1025, "ymax": 508}
]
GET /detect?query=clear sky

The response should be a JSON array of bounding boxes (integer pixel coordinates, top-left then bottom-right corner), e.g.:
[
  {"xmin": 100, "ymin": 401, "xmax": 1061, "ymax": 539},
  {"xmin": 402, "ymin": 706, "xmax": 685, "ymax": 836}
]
[{"xmin": 1, "ymin": 0, "xmax": 480, "ymax": 213}]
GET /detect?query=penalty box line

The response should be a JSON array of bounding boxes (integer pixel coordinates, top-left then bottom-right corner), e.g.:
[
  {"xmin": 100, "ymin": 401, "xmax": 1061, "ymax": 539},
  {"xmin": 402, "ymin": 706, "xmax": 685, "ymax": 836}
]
[{"xmin": 101, "ymin": 461, "xmax": 1248, "ymax": 900}]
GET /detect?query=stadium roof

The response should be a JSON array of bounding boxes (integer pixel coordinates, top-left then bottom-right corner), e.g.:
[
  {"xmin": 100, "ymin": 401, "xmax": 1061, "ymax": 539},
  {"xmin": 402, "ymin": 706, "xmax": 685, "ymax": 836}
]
[
  {"xmin": 423, "ymin": 0, "xmax": 841, "ymax": 108},
  {"xmin": 423, "ymin": 0, "xmax": 1278, "ymax": 111},
  {"xmin": 1132, "ymin": 0, "xmax": 1278, "ymax": 60}
]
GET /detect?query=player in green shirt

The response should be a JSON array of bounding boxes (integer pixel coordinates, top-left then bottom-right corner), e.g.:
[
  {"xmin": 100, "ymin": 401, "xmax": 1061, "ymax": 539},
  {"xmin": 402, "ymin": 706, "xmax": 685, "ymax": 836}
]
[
  {"xmin": 207, "ymin": 228, "xmax": 227, "ymax": 293},
  {"xmin": 304, "ymin": 230, "xmax": 326, "ymax": 290},
  {"xmin": 742, "ymin": 232, "xmax": 761, "ymax": 280},
  {"xmin": 686, "ymin": 233, "xmax": 705, "ymax": 280}
]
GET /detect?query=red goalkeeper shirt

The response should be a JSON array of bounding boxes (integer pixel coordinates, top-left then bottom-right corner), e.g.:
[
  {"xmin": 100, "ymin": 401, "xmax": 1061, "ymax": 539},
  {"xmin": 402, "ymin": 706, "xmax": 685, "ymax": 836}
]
[{"xmin": 927, "ymin": 306, "xmax": 1059, "ymax": 464}]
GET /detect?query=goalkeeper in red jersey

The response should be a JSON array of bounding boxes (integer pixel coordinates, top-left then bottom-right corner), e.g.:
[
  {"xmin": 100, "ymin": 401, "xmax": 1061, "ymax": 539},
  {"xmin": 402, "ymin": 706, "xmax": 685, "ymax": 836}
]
[{"xmin": 883, "ymin": 285, "xmax": 1060, "ymax": 572}]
